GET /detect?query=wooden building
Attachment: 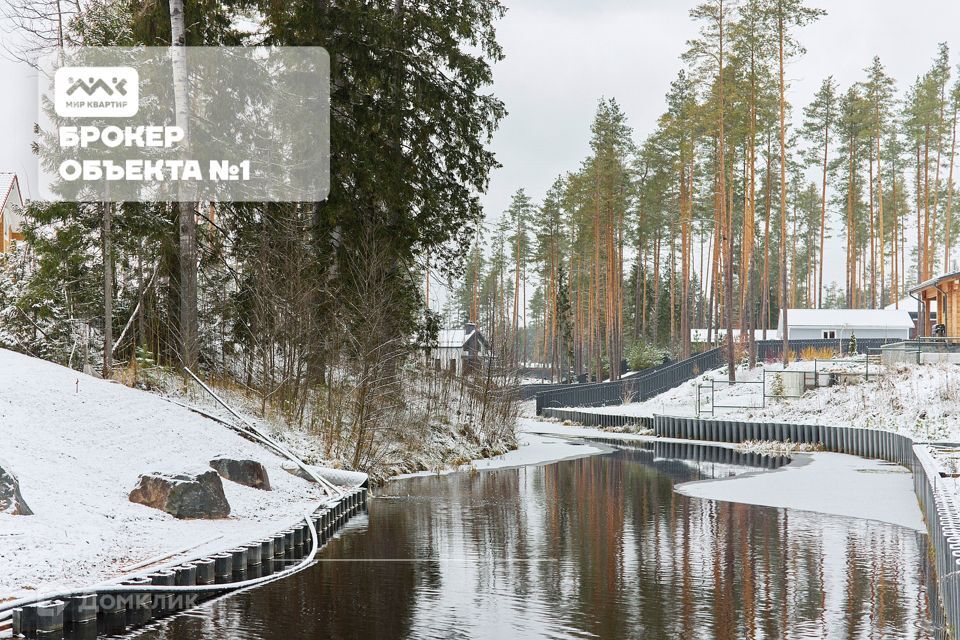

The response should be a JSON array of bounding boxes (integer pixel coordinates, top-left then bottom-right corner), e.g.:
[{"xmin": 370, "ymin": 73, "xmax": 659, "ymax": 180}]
[{"xmin": 910, "ymin": 272, "xmax": 960, "ymax": 337}]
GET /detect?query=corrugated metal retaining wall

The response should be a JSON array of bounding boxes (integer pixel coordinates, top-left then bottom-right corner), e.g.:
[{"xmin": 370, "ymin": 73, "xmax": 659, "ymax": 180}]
[
  {"xmin": 535, "ymin": 348, "xmax": 723, "ymax": 414},
  {"xmin": 541, "ymin": 408, "xmax": 654, "ymax": 431},
  {"xmin": 648, "ymin": 414, "xmax": 955, "ymax": 638},
  {"xmin": 7, "ymin": 490, "xmax": 370, "ymax": 640}
]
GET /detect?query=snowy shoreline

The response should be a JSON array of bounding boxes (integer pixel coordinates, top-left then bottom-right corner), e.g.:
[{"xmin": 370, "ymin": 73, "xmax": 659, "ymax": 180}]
[
  {"xmin": 0, "ymin": 350, "xmax": 605, "ymax": 602},
  {"xmin": 391, "ymin": 427, "xmax": 608, "ymax": 480},
  {"xmin": 0, "ymin": 344, "xmax": 936, "ymax": 605},
  {"xmin": 0, "ymin": 349, "xmax": 328, "ymax": 601},
  {"xmin": 515, "ymin": 417, "xmax": 927, "ymax": 531}
]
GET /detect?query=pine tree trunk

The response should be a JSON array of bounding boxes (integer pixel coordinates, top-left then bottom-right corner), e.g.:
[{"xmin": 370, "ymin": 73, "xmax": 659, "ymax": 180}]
[
  {"xmin": 513, "ymin": 231, "xmax": 520, "ymax": 367},
  {"xmin": 924, "ymin": 126, "xmax": 931, "ymax": 281},
  {"xmin": 847, "ymin": 141, "xmax": 855, "ymax": 307},
  {"xmin": 762, "ymin": 133, "xmax": 772, "ymax": 338},
  {"xmin": 876, "ymin": 101, "xmax": 886, "ymax": 306},
  {"xmin": 718, "ymin": 2, "xmax": 734, "ymax": 381},
  {"xmin": 868, "ymin": 150, "xmax": 876, "ymax": 308},
  {"xmin": 818, "ymin": 117, "xmax": 829, "ymax": 308},
  {"xmin": 892, "ymin": 172, "xmax": 899, "ymax": 304},
  {"xmin": 790, "ymin": 196, "xmax": 797, "ymax": 308},
  {"xmin": 652, "ymin": 232, "xmax": 661, "ymax": 344},
  {"xmin": 917, "ymin": 141, "xmax": 927, "ymax": 334},
  {"xmin": 945, "ymin": 104, "xmax": 958, "ymax": 272},
  {"xmin": 932, "ymin": 90, "xmax": 947, "ymax": 277},
  {"xmin": 680, "ymin": 161, "xmax": 692, "ymax": 359},
  {"xmin": 777, "ymin": 12, "xmax": 789, "ymax": 365}
]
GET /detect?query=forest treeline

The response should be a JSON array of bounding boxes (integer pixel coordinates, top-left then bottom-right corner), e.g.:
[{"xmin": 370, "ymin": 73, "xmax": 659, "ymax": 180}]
[{"xmin": 451, "ymin": 0, "xmax": 960, "ymax": 383}]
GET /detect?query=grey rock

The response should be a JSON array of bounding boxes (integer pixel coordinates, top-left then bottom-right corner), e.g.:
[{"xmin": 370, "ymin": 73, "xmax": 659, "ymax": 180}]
[
  {"xmin": 129, "ymin": 469, "xmax": 230, "ymax": 519},
  {"xmin": 0, "ymin": 461, "xmax": 32, "ymax": 516},
  {"xmin": 209, "ymin": 457, "xmax": 272, "ymax": 491}
]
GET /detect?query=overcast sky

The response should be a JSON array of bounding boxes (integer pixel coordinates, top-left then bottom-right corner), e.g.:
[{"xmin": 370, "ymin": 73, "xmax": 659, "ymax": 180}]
[{"xmin": 2, "ymin": 1, "xmax": 960, "ymax": 302}]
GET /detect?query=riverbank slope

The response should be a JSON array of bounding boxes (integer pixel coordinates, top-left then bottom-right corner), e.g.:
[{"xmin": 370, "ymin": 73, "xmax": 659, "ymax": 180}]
[{"xmin": 0, "ymin": 348, "xmax": 325, "ymax": 600}]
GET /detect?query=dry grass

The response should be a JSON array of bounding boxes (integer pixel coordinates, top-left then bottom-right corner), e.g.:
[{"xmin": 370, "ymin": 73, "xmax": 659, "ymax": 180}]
[{"xmin": 800, "ymin": 345, "xmax": 837, "ymax": 361}]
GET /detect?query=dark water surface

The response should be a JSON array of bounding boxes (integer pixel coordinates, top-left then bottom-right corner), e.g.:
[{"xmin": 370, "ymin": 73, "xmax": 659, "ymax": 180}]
[{"xmin": 137, "ymin": 442, "xmax": 939, "ymax": 640}]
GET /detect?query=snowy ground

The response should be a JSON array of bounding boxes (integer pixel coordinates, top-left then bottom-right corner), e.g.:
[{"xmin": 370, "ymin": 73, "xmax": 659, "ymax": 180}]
[
  {"xmin": 676, "ymin": 453, "xmax": 925, "ymax": 530},
  {"xmin": 580, "ymin": 358, "xmax": 960, "ymax": 442},
  {"xmin": 0, "ymin": 349, "xmax": 327, "ymax": 600}
]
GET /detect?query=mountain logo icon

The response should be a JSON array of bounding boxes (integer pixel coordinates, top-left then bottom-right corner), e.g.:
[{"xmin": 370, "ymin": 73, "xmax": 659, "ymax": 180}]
[
  {"xmin": 54, "ymin": 66, "xmax": 139, "ymax": 118},
  {"xmin": 65, "ymin": 76, "xmax": 129, "ymax": 97}
]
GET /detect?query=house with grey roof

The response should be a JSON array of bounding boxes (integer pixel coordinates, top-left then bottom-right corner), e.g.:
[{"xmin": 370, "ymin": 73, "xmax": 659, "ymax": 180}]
[{"xmin": 426, "ymin": 322, "xmax": 491, "ymax": 375}]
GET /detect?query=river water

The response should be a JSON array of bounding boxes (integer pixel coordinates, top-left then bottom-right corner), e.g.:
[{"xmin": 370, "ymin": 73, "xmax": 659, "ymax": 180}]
[{"xmin": 138, "ymin": 441, "xmax": 941, "ymax": 640}]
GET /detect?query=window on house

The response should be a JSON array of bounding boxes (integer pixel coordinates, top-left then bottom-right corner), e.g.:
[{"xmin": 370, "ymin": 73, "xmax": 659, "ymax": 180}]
[{"xmin": 822, "ymin": 330, "xmax": 836, "ymax": 339}]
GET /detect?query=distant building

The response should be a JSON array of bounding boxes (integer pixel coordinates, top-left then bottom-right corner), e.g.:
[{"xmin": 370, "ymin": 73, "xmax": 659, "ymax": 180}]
[
  {"xmin": 0, "ymin": 173, "xmax": 23, "ymax": 253},
  {"xmin": 777, "ymin": 308, "xmax": 914, "ymax": 341},
  {"xmin": 910, "ymin": 272, "xmax": 960, "ymax": 336},
  {"xmin": 426, "ymin": 322, "xmax": 491, "ymax": 375}
]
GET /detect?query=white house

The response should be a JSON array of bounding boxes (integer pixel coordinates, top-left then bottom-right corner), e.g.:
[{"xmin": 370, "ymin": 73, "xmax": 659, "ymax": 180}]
[
  {"xmin": 0, "ymin": 173, "xmax": 23, "ymax": 253},
  {"xmin": 777, "ymin": 308, "xmax": 914, "ymax": 340},
  {"xmin": 426, "ymin": 322, "xmax": 491, "ymax": 375}
]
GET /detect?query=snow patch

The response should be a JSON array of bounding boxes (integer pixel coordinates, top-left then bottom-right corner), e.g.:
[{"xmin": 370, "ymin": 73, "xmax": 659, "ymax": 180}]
[
  {"xmin": 0, "ymin": 348, "xmax": 325, "ymax": 599},
  {"xmin": 676, "ymin": 452, "xmax": 925, "ymax": 531}
]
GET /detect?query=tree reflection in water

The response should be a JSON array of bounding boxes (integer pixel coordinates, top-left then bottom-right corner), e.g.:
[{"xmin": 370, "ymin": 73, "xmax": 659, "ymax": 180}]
[{"xmin": 140, "ymin": 443, "xmax": 941, "ymax": 640}]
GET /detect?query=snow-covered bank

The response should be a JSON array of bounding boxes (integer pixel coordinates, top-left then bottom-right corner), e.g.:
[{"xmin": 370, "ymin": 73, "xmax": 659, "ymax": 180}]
[
  {"xmin": 676, "ymin": 452, "xmax": 925, "ymax": 530},
  {"xmin": 0, "ymin": 349, "xmax": 325, "ymax": 600},
  {"xmin": 577, "ymin": 359, "xmax": 960, "ymax": 441},
  {"xmin": 520, "ymin": 415, "xmax": 926, "ymax": 530},
  {"xmin": 518, "ymin": 417, "xmax": 651, "ymax": 441},
  {"xmin": 393, "ymin": 426, "xmax": 606, "ymax": 479}
]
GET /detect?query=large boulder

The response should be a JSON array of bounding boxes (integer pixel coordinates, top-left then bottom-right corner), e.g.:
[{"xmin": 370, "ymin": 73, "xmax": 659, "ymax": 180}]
[
  {"xmin": 209, "ymin": 457, "xmax": 272, "ymax": 491},
  {"xmin": 0, "ymin": 461, "xmax": 32, "ymax": 516},
  {"xmin": 129, "ymin": 469, "xmax": 230, "ymax": 519}
]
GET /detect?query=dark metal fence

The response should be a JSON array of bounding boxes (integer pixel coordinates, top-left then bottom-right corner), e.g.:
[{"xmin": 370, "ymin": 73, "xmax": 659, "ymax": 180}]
[
  {"xmin": 518, "ymin": 383, "xmax": 580, "ymax": 401},
  {"xmin": 535, "ymin": 348, "xmax": 723, "ymax": 414},
  {"xmin": 531, "ymin": 338, "xmax": 902, "ymax": 415},
  {"xmin": 754, "ymin": 337, "xmax": 901, "ymax": 361}
]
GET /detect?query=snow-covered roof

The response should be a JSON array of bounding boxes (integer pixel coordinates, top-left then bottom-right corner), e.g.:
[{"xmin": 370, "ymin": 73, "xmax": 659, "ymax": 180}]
[
  {"xmin": 884, "ymin": 296, "xmax": 932, "ymax": 312},
  {"xmin": 0, "ymin": 173, "xmax": 21, "ymax": 211},
  {"xmin": 778, "ymin": 308, "xmax": 914, "ymax": 330},
  {"xmin": 435, "ymin": 328, "xmax": 475, "ymax": 348}
]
